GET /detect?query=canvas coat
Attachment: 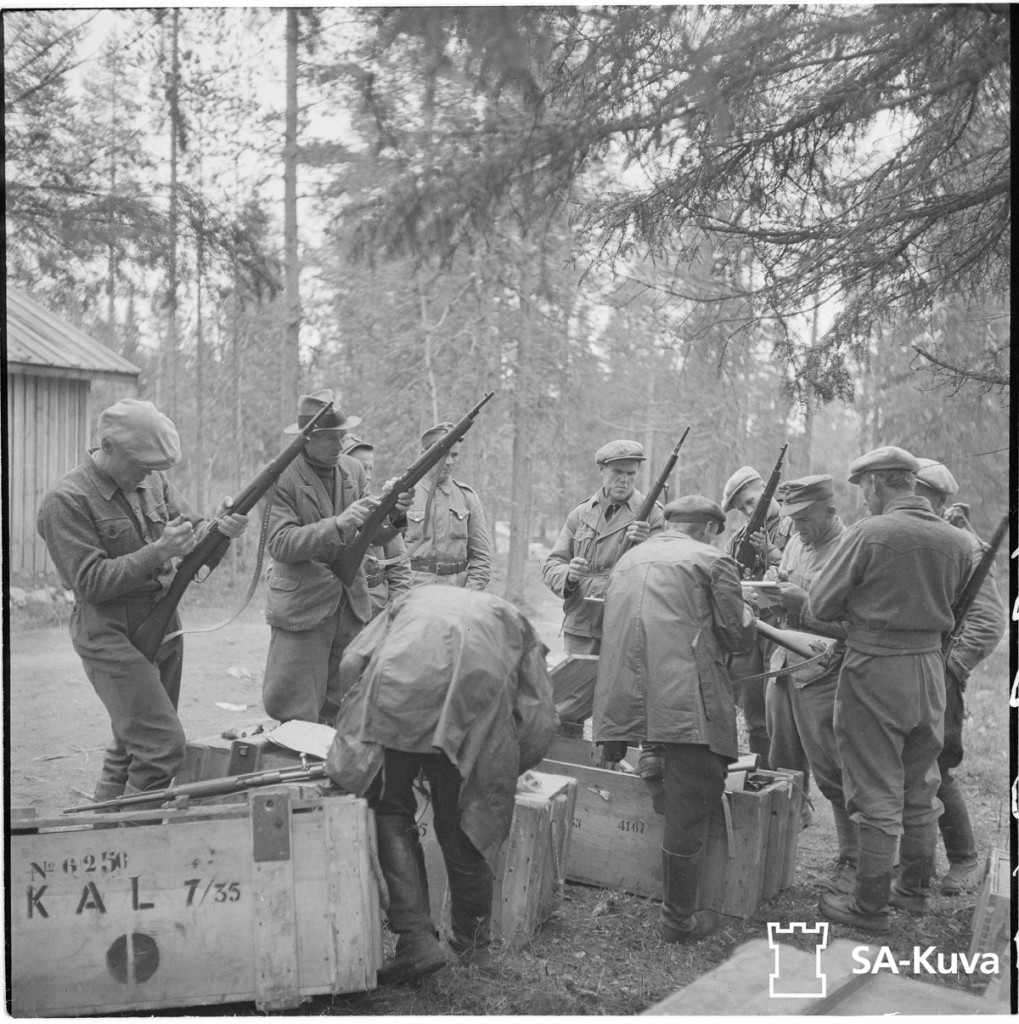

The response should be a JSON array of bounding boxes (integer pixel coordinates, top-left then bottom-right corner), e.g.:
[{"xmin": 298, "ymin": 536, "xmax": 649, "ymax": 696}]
[
  {"xmin": 593, "ymin": 532, "xmax": 756, "ymax": 761},
  {"xmin": 326, "ymin": 587, "xmax": 558, "ymax": 862}
]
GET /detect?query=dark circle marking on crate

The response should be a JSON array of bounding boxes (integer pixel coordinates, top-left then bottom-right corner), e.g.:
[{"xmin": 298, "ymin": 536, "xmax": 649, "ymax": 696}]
[{"xmin": 106, "ymin": 932, "xmax": 160, "ymax": 984}]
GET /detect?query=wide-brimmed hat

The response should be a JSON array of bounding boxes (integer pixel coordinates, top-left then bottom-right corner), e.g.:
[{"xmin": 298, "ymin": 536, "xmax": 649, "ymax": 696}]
[{"xmin": 283, "ymin": 389, "xmax": 361, "ymax": 434}]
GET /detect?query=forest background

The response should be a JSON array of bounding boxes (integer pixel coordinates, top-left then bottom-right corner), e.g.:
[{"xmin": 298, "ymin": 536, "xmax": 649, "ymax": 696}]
[{"xmin": 4, "ymin": 6, "xmax": 1011, "ymax": 607}]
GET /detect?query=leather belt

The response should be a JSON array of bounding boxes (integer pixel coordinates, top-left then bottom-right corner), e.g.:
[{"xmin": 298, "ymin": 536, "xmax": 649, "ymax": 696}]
[{"xmin": 411, "ymin": 557, "xmax": 468, "ymax": 576}]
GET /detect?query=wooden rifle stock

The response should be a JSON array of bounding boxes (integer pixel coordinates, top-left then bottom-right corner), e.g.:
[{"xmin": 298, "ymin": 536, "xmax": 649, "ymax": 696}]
[
  {"xmin": 755, "ymin": 618, "xmax": 834, "ymax": 661},
  {"xmin": 735, "ymin": 442, "xmax": 788, "ymax": 579},
  {"xmin": 332, "ymin": 391, "xmax": 496, "ymax": 586},
  {"xmin": 129, "ymin": 401, "xmax": 336, "ymax": 663},
  {"xmin": 620, "ymin": 426, "xmax": 691, "ymax": 556},
  {"xmin": 944, "ymin": 512, "xmax": 1009, "ymax": 660}
]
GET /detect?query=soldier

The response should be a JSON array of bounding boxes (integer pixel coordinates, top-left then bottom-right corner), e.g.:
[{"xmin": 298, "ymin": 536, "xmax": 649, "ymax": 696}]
[
  {"xmin": 340, "ymin": 435, "xmax": 412, "ymax": 618},
  {"xmin": 594, "ymin": 495, "xmax": 756, "ymax": 941},
  {"xmin": 764, "ymin": 475, "xmax": 855, "ymax": 893},
  {"xmin": 401, "ymin": 422, "xmax": 492, "ymax": 590},
  {"xmin": 37, "ymin": 399, "xmax": 249, "ymax": 803},
  {"xmin": 261, "ymin": 390, "xmax": 412, "ymax": 725},
  {"xmin": 811, "ymin": 446, "xmax": 972, "ymax": 932},
  {"xmin": 720, "ymin": 465, "xmax": 793, "ymax": 773},
  {"xmin": 326, "ymin": 586, "xmax": 557, "ymax": 983},
  {"xmin": 542, "ymin": 439, "xmax": 665, "ymax": 738},
  {"xmin": 914, "ymin": 457, "xmax": 1007, "ymax": 895}
]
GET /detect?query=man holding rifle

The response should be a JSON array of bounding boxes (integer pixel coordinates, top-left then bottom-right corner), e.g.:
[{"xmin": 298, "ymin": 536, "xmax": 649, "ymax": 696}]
[
  {"xmin": 262, "ymin": 390, "xmax": 413, "ymax": 725},
  {"xmin": 37, "ymin": 399, "xmax": 249, "ymax": 805},
  {"xmin": 810, "ymin": 446, "xmax": 973, "ymax": 932}
]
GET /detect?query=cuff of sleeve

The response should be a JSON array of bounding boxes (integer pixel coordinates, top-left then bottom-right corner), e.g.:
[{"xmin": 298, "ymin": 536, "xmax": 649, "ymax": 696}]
[{"xmin": 136, "ymin": 544, "xmax": 166, "ymax": 574}]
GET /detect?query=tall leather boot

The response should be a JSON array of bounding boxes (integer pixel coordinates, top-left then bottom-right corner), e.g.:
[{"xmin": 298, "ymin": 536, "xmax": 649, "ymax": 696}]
[
  {"xmin": 891, "ymin": 822, "xmax": 938, "ymax": 914},
  {"xmin": 938, "ymin": 778, "xmax": 981, "ymax": 894},
  {"xmin": 444, "ymin": 852, "xmax": 494, "ymax": 969},
  {"xmin": 375, "ymin": 815, "xmax": 447, "ymax": 985},
  {"xmin": 818, "ymin": 805, "xmax": 858, "ymax": 895},
  {"xmin": 660, "ymin": 846, "xmax": 718, "ymax": 942},
  {"xmin": 819, "ymin": 824, "xmax": 894, "ymax": 933}
]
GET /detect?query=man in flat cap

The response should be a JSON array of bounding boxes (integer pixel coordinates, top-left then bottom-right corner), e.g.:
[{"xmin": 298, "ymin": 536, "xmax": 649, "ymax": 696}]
[
  {"xmin": 593, "ymin": 495, "xmax": 756, "ymax": 941},
  {"xmin": 262, "ymin": 390, "xmax": 413, "ymax": 724},
  {"xmin": 809, "ymin": 446, "xmax": 973, "ymax": 931},
  {"xmin": 762, "ymin": 474, "xmax": 856, "ymax": 890},
  {"xmin": 915, "ymin": 457, "xmax": 1006, "ymax": 895},
  {"xmin": 542, "ymin": 440, "xmax": 665, "ymax": 730},
  {"xmin": 37, "ymin": 398, "xmax": 249, "ymax": 804},
  {"xmin": 719, "ymin": 464, "xmax": 794, "ymax": 771},
  {"xmin": 341, "ymin": 435, "xmax": 412, "ymax": 618},
  {"xmin": 399, "ymin": 422, "xmax": 492, "ymax": 591}
]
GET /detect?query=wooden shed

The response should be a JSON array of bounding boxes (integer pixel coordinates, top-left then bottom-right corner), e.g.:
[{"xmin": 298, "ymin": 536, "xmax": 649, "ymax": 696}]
[{"xmin": 5, "ymin": 287, "xmax": 142, "ymax": 578}]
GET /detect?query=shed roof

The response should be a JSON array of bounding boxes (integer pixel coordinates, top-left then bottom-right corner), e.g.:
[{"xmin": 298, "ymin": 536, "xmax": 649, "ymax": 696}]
[{"xmin": 5, "ymin": 286, "xmax": 141, "ymax": 382}]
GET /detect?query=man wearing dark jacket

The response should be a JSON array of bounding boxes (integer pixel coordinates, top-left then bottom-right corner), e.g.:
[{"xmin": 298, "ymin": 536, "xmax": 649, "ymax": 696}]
[
  {"xmin": 327, "ymin": 586, "xmax": 557, "ymax": 984},
  {"xmin": 593, "ymin": 495, "xmax": 756, "ymax": 941}
]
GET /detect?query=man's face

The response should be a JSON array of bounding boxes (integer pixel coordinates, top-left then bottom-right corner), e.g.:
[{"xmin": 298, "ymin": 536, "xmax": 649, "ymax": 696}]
[
  {"xmin": 305, "ymin": 430, "xmax": 345, "ymax": 467},
  {"xmin": 600, "ymin": 459, "xmax": 641, "ymax": 503},
  {"xmin": 103, "ymin": 442, "xmax": 151, "ymax": 492},
  {"xmin": 788, "ymin": 502, "xmax": 831, "ymax": 544},
  {"xmin": 349, "ymin": 448, "xmax": 374, "ymax": 483},
  {"xmin": 425, "ymin": 442, "xmax": 460, "ymax": 484},
  {"xmin": 735, "ymin": 481, "xmax": 765, "ymax": 520}
]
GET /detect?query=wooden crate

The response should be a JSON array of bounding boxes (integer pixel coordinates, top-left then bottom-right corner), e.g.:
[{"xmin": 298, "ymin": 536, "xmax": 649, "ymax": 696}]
[
  {"xmin": 549, "ymin": 654, "xmax": 600, "ymax": 724},
  {"xmin": 9, "ymin": 788, "xmax": 382, "ymax": 1015},
  {"xmin": 417, "ymin": 771, "xmax": 578, "ymax": 947},
  {"xmin": 178, "ymin": 732, "xmax": 305, "ymax": 784},
  {"xmin": 969, "ymin": 846, "xmax": 1010, "ymax": 959},
  {"xmin": 538, "ymin": 746, "xmax": 802, "ymax": 920}
]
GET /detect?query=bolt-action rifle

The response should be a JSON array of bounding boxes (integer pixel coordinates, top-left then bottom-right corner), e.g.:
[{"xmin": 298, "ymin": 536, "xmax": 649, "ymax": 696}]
[
  {"xmin": 619, "ymin": 426, "xmax": 691, "ymax": 556},
  {"xmin": 755, "ymin": 618, "xmax": 835, "ymax": 661},
  {"xmin": 331, "ymin": 391, "xmax": 496, "ymax": 586},
  {"xmin": 130, "ymin": 400, "xmax": 336, "ymax": 663},
  {"xmin": 63, "ymin": 762, "xmax": 329, "ymax": 814},
  {"xmin": 943, "ymin": 512, "xmax": 1009, "ymax": 662},
  {"xmin": 734, "ymin": 442, "xmax": 789, "ymax": 579}
]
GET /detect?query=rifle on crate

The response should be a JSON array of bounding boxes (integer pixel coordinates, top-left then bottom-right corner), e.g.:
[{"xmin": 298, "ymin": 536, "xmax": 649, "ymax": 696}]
[
  {"xmin": 734, "ymin": 442, "xmax": 788, "ymax": 579},
  {"xmin": 332, "ymin": 391, "xmax": 496, "ymax": 585},
  {"xmin": 619, "ymin": 426, "xmax": 691, "ymax": 556},
  {"xmin": 943, "ymin": 512, "xmax": 1009, "ymax": 662},
  {"xmin": 63, "ymin": 762, "xmax": 329, "ymax": 814},
  {"xmin": 130, "ymin": 400, "xmax": 337, "ymax": 663}
]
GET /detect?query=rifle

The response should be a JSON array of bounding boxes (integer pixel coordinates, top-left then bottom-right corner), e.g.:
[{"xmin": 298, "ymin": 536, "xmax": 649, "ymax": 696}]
[
  {"xmin": 332, "ymin": 391, "xmax": 496, "ymax": 585},
  {"xmin": 619, "ymin": 426, "xmax": 691, "ymax": 556},
  {"xmin": 130, "ymin": 400, "xmax": 336, "ymax": 662},
  {"xmin": 734, "ymin": 442, "xmax": 788, "ymax": 579},
  {"xmin": 63, "ymin": 762, "xmax": 329, "ymax": 814},
  {"xmin": 944, "ymin": 512, "xmax": 1009, "ymax": 661},
  {"xmin": 755, "ymin": 618, "xmax": 835, "ymax": 661}
]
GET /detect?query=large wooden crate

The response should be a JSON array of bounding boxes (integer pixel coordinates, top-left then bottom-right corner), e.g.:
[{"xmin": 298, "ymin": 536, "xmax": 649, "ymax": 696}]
[
  {"xmin": 9, "ymin": 788, "xmax": 382, "ymax": 1016},
  {"xmin": 538, "ymin": 738, "xmax": 803, "ymax": 919},
  {"xmin": 969, "ymin": 846, "xmax": 1010, "ymax": 959},
  {"xmin": 417, "ymin": 771, "xmax": 578, "ymax": 946}
]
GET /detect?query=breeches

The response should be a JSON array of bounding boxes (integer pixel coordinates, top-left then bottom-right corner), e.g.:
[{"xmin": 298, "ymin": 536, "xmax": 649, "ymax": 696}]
[{"xmin": 834, "ymin": 648, "xmax": 945, "ymax": 836}]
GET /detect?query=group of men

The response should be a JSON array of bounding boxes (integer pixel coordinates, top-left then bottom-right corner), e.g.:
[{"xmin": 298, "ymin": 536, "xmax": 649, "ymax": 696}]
[
  {"xmin": 542, "ymin": 439, "xmax": 1005, "ymax": 940},
  {"xmin": 37, "ymin": 392, "xmax": 1004, "ymax": 985}
]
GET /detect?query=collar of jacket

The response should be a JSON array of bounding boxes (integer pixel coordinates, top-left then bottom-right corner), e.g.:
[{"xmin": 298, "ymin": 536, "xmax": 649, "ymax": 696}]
[{"xmin": 85, "ymin": 447, "xmax": 155, "ymax": 501}]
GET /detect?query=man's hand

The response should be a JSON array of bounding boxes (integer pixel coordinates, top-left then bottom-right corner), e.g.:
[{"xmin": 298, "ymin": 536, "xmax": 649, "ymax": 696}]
[
  {"xmin": 154, "ymin": 516, "xmax": 197, "ymax": 559},
  {"xmin": 625, "ymin": 520, "xmax": 651, "ymax": 545},
  {"xmin": 748, "ymin": 528, "xmax": 771, "ymax": 559},
  {"xmin": 566, "ymin": 556, "xmax": 590, "ymax": 585},
  {"xmin": 215, "ymin": 496, "xmax": 249, "ymax": 540},
  {"xmin": 774, "ymin": 581, "xmax": 809, "ymax": 612},
  {"xmin": 335, "ymin": 498, "xmax": 375, "ymax": 534}
]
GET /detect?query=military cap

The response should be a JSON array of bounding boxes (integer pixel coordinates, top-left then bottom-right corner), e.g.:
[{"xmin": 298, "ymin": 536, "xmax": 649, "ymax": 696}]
[
  {"xmin": 595, "ymin": 439, "xmax": 646, "ymax": 466},
  {"xmin": 421, "ymin": 421, "xmax": 462, "ymax": 448},
  {"xmin": 341, "ymin": 434, "xmax": 374, "ymax": 455},
  {"xmin": 97, "ymin": 399, "xmax": 181, "ymax": 471},
  {"xmin": 721, "ymin": 465, "xmax": 763, "ymax": 512},
  {"xmin": 284, "ymin": 389, "xmax": 361, "ymax": 434},
  {"xmin": 847, "ymin": 445, "xmax": 920, "ymax": 484},
  {"xmin": 664, "ymin": 494, "xmax": 726, "ymax": 527},
  {"xmin": 779, "ymin": 474, "xmax": 835, "ymax": 516},
  {"xmin": 914, "ymin": 457, "xmax": 959, "ymax": 497}
]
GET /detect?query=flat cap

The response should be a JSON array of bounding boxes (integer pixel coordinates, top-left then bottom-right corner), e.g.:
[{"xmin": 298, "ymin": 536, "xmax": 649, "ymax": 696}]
[
  {"xmin": 664, "ymin": 495, "xmax": 727, "ymax": 527},
  {"xmin": 421, "ymin": 421, "xmax": 461, "ymax": 449},
  {"xmin": 595, "ymin": 439, "xmax": 646, "ymax": 466},
  {"xmin": 97, "ymin": 399, "xmax": 181, "ymax": 471},
  {"xmin": 721, "ymin": 466, "xmax": 763, "ymax": 512},
  {"xmin": 848, "ymin": 445, "xmax": 920, "ymax": 484},
  {"xmin": 779, "ymin": 474, "xmax": 835, "ymax": 516},
  {"xmin": 284, "ymin": 389, "xmax": 361, "ymax": 434},
  {"xmin": 914, "ymin": 457, "xmax": 959, "ymax": 497},
  {"xmin": 341, "ymin": 434, "xmax": 374, "ymax": 455}
]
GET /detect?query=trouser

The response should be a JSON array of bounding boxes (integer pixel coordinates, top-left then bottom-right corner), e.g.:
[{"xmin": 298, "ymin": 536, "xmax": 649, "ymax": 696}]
[
  {"xmin": 71, "ymin": 598, "xmax": 186, "ymax": 794},
  {"xmin": 834, "ymin": 648, "xmax": 945, "ymax": 836},
  {"xmin": 937, "ymin": 668, "xmax": 976, "ymax": 864},
  {"xmin": 765, "ymin": 674, "xmax": 810, "ymax": 795},
  {"xmin": 376, "ymin": 749, "xmax": 493, "ymax": 949},
  {"xmin": 728, "ymin": 641, "xmax": 770, "ymax": 768},
  {"xmin": 262, "ymin": 601, "xmax": 364, "ymax": 724},
  {"xmin": 554, "ymin": 632, "xmax": 601, "ymax": 725}
]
